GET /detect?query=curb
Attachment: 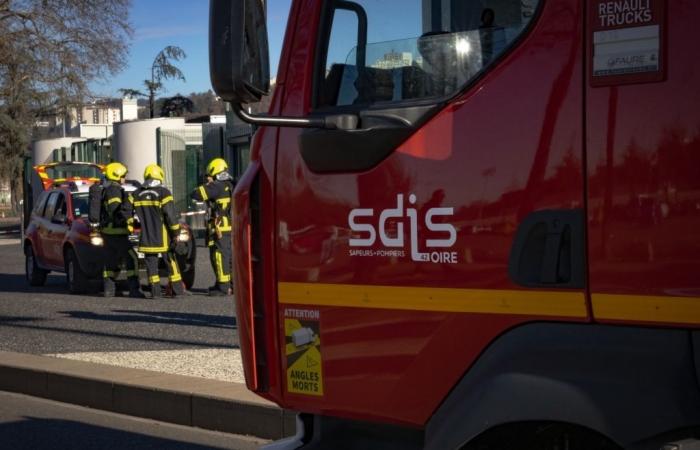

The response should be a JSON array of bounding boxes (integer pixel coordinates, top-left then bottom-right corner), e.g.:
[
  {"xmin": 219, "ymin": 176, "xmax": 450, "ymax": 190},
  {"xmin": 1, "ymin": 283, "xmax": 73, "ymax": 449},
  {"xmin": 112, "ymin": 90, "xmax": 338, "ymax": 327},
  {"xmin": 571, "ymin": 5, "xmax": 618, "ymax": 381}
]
[{"xmin": 0, "ymin": 351, "xmax": 296, "ymax": 440}]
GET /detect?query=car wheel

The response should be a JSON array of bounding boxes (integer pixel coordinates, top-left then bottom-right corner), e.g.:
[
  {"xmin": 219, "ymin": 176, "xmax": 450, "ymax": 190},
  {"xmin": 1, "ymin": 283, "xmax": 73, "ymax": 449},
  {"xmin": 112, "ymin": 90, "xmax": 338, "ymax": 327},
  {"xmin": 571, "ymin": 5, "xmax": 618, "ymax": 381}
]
[
  {"xmin": 65, "ymin": 248, "xmax": 90, "ymax": 294},
  {"xmin": 181, "ymin": 261, "xmax": 195, "ymax": 290},
  {"xmin": 25, "ymin": 245, "xmax": 48, "ymax": 286},
  {"xmin": 180, "ymin": 242, "xmax": 196, "ymax": 290}
]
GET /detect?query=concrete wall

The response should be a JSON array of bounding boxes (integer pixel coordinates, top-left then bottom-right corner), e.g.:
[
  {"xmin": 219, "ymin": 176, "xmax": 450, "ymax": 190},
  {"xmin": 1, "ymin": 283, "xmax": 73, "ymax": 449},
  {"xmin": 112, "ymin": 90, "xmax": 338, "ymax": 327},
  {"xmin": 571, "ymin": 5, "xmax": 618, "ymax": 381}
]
[
  {"xmin": 113, "ymin": 117, "xmax": 185, "ymax": 182},
  {"xmin": 32, "ymin": 137, "xmax": 86, "ymax": 165},
  {"xmin": 78, "ymin": 124, "xmax": 112, "ymax": 139}
]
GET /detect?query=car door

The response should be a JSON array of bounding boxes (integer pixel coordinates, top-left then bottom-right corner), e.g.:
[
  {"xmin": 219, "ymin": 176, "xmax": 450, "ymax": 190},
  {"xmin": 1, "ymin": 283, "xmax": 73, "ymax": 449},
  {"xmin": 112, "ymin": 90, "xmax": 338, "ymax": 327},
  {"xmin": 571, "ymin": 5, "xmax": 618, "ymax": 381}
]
[
  {"xmin": 272, "ymin": 0, "xmax": 586, "ymax": 424},
  {"xmin": 36, "ymin": 191, "xmax": 59, "ymax": 267},
  {"xmin": 47, "ymin": 191, "xmax": 71, "ymax": 270}
]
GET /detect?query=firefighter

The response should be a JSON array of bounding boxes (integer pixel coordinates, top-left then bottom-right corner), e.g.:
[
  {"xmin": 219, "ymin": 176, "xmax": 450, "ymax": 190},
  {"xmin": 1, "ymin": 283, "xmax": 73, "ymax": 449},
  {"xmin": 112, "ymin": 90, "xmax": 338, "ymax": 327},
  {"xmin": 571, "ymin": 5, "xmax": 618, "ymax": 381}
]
[
  {"xmin": 100, "ymin": 162, "xmax": 143, "ymax": 298},
  {"xmin": 191, "ymin": 157, "xmax": 234, "ymax": 296},
  {"xmin": 131, "ymin": 163, "xmax": 185, "ymax": 298}
]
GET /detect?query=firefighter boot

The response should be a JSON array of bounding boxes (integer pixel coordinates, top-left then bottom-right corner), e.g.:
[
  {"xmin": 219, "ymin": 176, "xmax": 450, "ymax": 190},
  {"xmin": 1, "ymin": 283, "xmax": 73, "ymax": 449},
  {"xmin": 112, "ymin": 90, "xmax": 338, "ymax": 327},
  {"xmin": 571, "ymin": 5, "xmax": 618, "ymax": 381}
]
[
  {"xmin": 151, "ymin": 283, "xmax": 162, "ymax": 299},
  {"xmin": 128, "ymin": 277, "xmax": 145, "ymax": 299},
  {"xmin": 208, "ymin": 283, "xmax": 229, "ymax": 297},
  {"xmin": 103, "ymin": 278, "xmax": 116, "ymax": 298},
  {"xmin": 171, "ymin": 282, "xmax": 185, "ymax": 297}
]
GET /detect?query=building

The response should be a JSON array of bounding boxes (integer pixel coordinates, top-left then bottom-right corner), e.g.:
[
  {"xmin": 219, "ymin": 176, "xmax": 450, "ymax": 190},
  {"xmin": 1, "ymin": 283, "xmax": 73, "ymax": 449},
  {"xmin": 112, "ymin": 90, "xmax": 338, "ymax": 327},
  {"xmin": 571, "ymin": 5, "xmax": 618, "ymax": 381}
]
[
  {"xmin": 371, "ymin": 51, "xmax": 414, "ymax": 70},
  {"xmin": 34, "ymin": 97, "xmax": 137, "ymax": 139}
]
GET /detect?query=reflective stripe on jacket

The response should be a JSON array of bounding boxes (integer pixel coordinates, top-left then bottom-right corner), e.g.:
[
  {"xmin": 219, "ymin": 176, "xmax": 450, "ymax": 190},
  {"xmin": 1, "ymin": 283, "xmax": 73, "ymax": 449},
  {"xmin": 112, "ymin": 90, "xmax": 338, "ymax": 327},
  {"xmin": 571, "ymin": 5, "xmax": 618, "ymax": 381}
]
[
  {"xmin": 191, "ymin": 179, "xmax": 233, "ymax": 237},
  {"xmin": 101, "ymin": 182, "xmax": 129, "ymax": 235},
  {"xmin": 131, "ymin": 183, "xmax": 180, "ymax": 253}
]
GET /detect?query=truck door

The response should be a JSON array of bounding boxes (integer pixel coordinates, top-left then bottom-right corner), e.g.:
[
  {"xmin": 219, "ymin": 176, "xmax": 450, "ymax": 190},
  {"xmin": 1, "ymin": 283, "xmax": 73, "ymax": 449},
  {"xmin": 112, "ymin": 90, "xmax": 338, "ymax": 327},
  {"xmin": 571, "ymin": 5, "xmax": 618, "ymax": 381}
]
[
  {"xmin": 273, "ymin": 0, "xmax": 587, "ymax": 424},
  {"xmin": 586, "ymin": 1, "xmax": 700, "ymax": 327}
]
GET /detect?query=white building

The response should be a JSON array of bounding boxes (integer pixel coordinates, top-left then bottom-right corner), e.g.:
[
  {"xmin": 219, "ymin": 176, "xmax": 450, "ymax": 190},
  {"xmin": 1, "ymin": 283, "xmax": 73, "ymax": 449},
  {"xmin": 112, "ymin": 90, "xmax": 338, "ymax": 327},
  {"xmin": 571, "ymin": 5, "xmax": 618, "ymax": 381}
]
[
  {"xmin": 35, "ymin": 97, "xmax": 137, "ymax": 139},
  {"xmin": 371, "ymin": 51, "xmax": 413, "ymax": 70}
]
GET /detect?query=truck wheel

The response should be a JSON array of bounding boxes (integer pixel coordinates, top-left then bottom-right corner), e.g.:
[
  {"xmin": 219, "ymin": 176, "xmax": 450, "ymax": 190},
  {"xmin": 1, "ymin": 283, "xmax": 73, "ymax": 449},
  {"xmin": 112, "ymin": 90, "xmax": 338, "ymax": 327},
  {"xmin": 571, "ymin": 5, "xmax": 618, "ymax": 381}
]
[
  {"xmin": 461, "ymin": 423, "xmax": 621, "ymax": 450},
  {"xmin": 65, "ymin": 248, "xmax": 90, "ymax": 294},
  {"xmin": 25, "ymin": 245, "xmax": 48, "ymax": 286}
]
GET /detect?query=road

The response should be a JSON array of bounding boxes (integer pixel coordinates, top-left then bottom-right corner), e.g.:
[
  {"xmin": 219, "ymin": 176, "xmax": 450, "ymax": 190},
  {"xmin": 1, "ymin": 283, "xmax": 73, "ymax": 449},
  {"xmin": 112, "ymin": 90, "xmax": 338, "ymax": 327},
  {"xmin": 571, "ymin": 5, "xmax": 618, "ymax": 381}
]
[
  {"xmin": 0, "ymin": 236, "xmax": 238, "ymax": 354},
  {"xmin": 0, "ymin": 391, "xmax": 267, "ymax": 450}
]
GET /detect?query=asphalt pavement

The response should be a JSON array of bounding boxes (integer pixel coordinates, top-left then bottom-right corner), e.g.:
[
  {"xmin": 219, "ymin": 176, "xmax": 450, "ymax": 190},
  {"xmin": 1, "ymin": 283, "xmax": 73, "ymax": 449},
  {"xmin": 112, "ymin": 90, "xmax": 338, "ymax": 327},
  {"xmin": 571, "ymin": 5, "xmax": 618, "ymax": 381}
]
[
  {"xmin": 0, "ymin": 233, "xmax": 295, "ymax": 440},
  {"xmin": 0, "ymin": 236, "xmax": 238, "ymax": 354},
  {"xmin": 0, "ymin": 391, "xmax": 267, "ymax": 450}
]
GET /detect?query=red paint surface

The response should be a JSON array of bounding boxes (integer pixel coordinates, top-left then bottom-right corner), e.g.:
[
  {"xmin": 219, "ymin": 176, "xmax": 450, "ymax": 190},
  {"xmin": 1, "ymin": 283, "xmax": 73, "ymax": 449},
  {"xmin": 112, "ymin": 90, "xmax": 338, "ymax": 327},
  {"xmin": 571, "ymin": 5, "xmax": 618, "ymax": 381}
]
[
  {"xmin": 586, "ymin": 2, "xmax": 700, "ymax": 303},
  {"xmin": 232, "ymin": 0, "xmax": 700, "ymax": 428},
  {"xmin": 231, "ymin": 0, "xmax": 592, "ymax": 426}
]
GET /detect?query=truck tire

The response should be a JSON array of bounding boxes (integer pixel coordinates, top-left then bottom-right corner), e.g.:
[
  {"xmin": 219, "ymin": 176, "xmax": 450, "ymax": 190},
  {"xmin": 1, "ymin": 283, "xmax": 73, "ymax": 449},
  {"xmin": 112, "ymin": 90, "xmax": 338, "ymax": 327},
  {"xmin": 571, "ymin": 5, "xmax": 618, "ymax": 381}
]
[
  {"xmin": 461, "ymin": 423, "xmax": 621, "ymax": 450},
  {"xmin": 25, "ymin": 244, "xmax": 48, "ymax": 286},
  {"xmin": 65, "ymin": 248, "xmax": 90, "ymax": 294}
]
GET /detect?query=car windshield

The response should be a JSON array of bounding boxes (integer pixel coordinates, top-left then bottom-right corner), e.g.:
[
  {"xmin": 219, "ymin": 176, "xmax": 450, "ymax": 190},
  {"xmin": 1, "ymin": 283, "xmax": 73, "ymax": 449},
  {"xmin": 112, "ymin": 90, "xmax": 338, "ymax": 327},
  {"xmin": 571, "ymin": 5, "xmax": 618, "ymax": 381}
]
[
  {"xmin": 71, "ymin": 193, "xmax": 89, "ymax": 218},
  {"xmin": 45, "ymin": 164, "xmax": 102, "ymax": 180}
]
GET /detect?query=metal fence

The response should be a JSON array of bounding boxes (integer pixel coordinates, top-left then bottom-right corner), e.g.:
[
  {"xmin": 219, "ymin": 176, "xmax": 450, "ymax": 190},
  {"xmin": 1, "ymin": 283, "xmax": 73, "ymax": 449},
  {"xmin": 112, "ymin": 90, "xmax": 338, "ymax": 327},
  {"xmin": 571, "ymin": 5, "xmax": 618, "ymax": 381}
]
[
  {"xmin": 157, "ymin": 127, "xmax": 205, "ymax": 235},
  {"xmin": 51, "ymin": 139, "xmax": 112, "ymax": 163}
]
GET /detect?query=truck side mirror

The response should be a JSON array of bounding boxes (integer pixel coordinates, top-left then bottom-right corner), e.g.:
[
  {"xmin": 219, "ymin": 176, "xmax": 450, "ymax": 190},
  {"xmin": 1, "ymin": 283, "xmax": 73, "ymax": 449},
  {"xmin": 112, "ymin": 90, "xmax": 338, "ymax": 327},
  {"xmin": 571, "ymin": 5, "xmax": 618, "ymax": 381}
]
[
  {"xmin": 209, "ymin": 0, "xmax": 358, "ymax": 130},
  {"xmin": 209, "ymin": 0, "xmax": 270, "ymax": 104}
]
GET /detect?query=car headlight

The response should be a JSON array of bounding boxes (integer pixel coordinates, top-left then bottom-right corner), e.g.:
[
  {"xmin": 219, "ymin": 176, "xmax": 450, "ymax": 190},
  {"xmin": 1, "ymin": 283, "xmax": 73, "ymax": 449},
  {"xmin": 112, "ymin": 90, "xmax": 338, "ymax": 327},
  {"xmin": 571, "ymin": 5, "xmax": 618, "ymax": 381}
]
[
  {"xmin": 90, "ymin": 233, "xmax": 104, "ymax": 247},
  {"xmin": 177, "ymin": 229, "xmax": 190, "ymax": 242}
]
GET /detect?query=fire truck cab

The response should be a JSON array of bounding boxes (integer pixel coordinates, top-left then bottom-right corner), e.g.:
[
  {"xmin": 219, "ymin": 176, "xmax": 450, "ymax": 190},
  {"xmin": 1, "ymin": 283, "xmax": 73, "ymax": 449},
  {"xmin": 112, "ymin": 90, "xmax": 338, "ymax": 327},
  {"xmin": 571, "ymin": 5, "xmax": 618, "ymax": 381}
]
[{"xmin": 210, "ymin": 0, "xmax": 700, "ymax": 448}]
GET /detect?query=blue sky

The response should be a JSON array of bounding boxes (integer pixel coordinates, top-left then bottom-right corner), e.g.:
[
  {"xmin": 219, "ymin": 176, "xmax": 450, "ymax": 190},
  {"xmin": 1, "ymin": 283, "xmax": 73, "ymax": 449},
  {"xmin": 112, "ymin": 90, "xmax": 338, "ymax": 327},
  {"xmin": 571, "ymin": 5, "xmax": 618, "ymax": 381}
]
[{"xmin": 91, "ymin": 0, "xmax": 292, "ymax": 98}]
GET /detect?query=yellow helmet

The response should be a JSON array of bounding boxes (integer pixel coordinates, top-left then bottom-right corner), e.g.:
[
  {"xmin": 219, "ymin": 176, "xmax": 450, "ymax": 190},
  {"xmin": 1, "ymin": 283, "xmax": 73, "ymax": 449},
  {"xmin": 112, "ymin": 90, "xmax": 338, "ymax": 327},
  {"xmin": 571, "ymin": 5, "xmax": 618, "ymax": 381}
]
[
  {"xmin": 105, "ymin": 162, "xmax": 128, "ymax": 181},
  {"xmin": 206, "ymin": 157, "xmax": 228, "ymax": 177},
  {"xmin": 144, "ymin": 163, "xmax": 165, "ymax": 181}
]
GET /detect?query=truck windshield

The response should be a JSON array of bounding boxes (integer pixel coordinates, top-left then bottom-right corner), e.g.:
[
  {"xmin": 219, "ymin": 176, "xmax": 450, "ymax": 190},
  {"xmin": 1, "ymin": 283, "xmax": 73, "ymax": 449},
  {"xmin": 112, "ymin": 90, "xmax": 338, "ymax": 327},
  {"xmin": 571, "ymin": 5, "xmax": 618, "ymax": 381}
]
[{"xmin": 318, "ymin": 0, "xmax": 540, "ymax": 107}]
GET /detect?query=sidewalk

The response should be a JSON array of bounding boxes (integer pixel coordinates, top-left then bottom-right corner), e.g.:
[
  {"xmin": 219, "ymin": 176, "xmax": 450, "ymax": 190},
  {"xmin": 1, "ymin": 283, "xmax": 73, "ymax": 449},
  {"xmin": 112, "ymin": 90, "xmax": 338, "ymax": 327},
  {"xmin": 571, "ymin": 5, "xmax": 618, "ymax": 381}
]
[{"xmin": 0, "ymin": 351, "xmax": 296, "ymax": 440}]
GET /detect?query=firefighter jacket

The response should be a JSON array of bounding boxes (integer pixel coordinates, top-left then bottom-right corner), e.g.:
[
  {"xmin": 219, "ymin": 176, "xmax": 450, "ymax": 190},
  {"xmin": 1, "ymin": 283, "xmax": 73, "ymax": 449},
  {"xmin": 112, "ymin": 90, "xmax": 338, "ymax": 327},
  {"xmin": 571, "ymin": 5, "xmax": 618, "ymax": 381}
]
[
  {"xmin": 131, "ymin": 181, "xmax": 181, "ymax": 253},
  {"xmin": 101, "ymin": 182, "xmax": 130, "ymax": 235},
  {"xmin": 191, "ymin": 178, "xmax": 233, "ymax": 240}
]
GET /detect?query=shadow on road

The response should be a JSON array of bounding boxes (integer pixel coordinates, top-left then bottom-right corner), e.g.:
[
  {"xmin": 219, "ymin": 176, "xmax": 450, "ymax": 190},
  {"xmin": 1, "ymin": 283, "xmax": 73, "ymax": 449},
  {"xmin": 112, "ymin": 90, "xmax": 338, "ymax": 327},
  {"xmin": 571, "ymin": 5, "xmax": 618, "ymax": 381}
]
[
  {"xmin": 0, "ymin": 315, "xmax": 44, "ymax": 323},
  {"xmin": 0, "ymin": 416, "xmax": 245, "ymax": 450},
  {"xmin": 0, "ymin": 273, "xmax": 69, "ymax": 294},
  {"xmin": 59, "ymin": 310, "xmax": 236, "ymax": 329}
]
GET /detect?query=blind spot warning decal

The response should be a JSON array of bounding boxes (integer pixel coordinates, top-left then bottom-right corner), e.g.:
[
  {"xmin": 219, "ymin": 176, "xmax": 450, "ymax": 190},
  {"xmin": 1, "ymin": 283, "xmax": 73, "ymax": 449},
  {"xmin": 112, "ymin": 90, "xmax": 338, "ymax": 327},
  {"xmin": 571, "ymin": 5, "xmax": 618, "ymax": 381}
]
[{"xmin": 285, "ymin": 308, "xmax": 324, "ymax": 396}]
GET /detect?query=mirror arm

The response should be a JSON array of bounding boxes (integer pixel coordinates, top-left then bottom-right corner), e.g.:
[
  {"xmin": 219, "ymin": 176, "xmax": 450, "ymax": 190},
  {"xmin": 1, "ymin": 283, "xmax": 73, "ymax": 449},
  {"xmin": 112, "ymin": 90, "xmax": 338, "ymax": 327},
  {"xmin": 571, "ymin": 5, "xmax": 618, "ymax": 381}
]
[{"xmin": 232, "ymin": 103, "xmax": 358, "ymax": 130}]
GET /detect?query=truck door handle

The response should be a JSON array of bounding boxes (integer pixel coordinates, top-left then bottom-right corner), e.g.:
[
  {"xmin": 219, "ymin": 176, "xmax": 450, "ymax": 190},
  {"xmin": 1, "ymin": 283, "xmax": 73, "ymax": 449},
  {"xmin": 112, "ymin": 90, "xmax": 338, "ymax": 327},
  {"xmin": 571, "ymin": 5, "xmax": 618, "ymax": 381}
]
[
  {"xmin": 540, "ymin": 220, "xmax": 565, "ymax": 284},
  {"xmin": 508, "ymin": 209, "xmax": 584, "ymax": 289}
]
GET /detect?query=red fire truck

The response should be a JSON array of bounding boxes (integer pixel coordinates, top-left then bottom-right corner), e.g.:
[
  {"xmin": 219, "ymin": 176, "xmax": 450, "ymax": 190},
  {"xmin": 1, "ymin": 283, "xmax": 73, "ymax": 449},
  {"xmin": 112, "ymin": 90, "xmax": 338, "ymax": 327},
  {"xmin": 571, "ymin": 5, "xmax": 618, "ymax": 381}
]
[{"xmin": 210, "ymin": 0, "xmax": 700, "ymax": 448}]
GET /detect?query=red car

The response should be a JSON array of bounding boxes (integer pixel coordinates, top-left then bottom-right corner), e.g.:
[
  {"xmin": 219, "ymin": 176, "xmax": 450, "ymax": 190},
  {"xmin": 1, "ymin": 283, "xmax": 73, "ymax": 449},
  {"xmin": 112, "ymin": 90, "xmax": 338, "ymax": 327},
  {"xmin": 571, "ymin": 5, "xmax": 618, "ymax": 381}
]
[{"xmin": 23, "ymin": 162, "xmax": 196, "ymax": 293}]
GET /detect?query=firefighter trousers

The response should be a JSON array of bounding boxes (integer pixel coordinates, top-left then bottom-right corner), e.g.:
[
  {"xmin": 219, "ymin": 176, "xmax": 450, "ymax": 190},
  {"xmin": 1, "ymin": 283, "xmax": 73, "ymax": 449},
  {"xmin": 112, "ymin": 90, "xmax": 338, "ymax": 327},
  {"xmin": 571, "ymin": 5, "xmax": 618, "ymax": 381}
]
[
  {"xmin": 143, "ymin": 252, "xmax": 182, "ymax": 285},
  {"xmin": 209, "ymin": 233, "xmax": 231, "ymax": 286},
  {"xmin": 102, "ymin": 235, "xmax": 138, "ymax": 281}
]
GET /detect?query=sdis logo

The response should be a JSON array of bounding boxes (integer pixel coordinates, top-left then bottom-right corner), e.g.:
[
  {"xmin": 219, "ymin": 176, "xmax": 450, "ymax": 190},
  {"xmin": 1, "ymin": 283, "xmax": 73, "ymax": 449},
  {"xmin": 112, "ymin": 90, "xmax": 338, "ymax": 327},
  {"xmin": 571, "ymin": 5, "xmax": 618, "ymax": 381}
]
[{"xmin": 348, "ymin": 194, "xmax": 459, "ymax": 264}]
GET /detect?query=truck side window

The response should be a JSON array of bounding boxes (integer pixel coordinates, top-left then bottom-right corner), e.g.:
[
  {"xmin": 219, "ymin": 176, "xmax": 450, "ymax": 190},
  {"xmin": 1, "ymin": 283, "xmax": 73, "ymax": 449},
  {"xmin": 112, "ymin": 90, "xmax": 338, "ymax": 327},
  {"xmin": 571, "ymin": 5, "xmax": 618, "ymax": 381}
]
[{"xmin": 317, "ymin": 0, "xmax": 540, "ymax": 108}]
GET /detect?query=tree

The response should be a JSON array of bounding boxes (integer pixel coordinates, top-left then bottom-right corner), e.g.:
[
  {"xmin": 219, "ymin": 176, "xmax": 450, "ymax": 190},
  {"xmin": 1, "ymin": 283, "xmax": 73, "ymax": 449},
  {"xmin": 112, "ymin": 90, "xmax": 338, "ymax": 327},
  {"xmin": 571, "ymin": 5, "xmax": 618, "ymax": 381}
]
[
  {"xmin": 160, "ymin": 95, "xmax": 194, "ymax": 117},
  {"xmin": 145, "ymin": 46, "xmax": 186, "ymax": 118},
  {"xmin": 118, "ymin": 88, "xmax": 146, "ymax": 99},
  {"xmin": 0, "ymin": 0, "xmax": 132, "ymax": 213}
]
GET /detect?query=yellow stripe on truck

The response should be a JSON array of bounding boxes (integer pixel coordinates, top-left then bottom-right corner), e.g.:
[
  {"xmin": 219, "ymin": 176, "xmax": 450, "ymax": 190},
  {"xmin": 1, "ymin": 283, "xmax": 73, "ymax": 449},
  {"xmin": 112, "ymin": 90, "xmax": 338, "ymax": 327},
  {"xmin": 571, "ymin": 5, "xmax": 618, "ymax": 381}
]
[
  {"xmin": 278, "ymin": 282, "xmax": 588, "ymax": 318},
  {"xmin": 592, "ymin": 294, "xmax": 700, "ymax": 324}
]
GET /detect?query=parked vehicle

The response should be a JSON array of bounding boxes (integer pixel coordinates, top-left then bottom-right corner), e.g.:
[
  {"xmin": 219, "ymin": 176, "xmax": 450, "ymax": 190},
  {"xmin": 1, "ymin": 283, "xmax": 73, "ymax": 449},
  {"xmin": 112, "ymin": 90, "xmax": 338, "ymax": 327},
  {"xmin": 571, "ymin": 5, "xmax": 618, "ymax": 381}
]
[
  {"xmin": 23, "ymin": 162, "xmax": 196, "ymax": 293},
  {"xmin": 211, "ymin": 0, "xmax": 700, "ymax": 449}
]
